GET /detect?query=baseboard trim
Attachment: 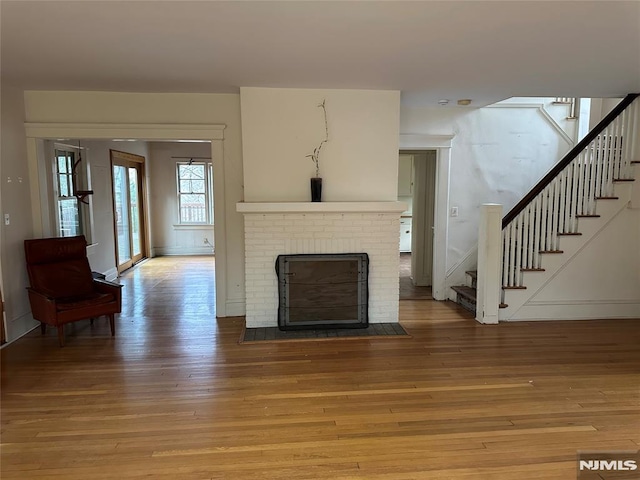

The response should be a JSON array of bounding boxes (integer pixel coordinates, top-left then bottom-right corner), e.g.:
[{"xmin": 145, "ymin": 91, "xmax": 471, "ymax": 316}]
[
  {"xmin": 104, "ymin": 268, "xmax": 118, "ymax": 282},
  {"xmin": 154, "ymin": 247, "xmax": 214, "ymax": 256},
  {"xmin": 1, "ymin": 311, "xmax": 39, "ymax": 348},
  {"xmin": 505, "ymin": 301, "xmax": 640, "ymax": 321},
  {"xmin": 225, "ymin": 299, "xmax": 246, "ymax": 317}
]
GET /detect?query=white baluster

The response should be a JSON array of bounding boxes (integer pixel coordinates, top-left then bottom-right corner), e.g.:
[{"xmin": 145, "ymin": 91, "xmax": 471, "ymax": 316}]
[
  {"xmin": 502, "ymin": 228, "xmax": 508, "ymax": 288},
  {"xmin": 558, "ymin": 169, "xmax": 567, "ymax": 235},
  {"xmin": 592, "ymin": 138, "xmax": 600, "ymax": 210},
  {"xmin": 594, "ymin": 129, "xmax": 604, "ymax": 198},
  {"xmin": 533, "ymin": 195, "xmax": 542, "ymax": 268},
  {"xmin": 628, "ymin": 98, "xmax": 637, "ymax": 162},
  {"xmin": 509, "ymin": 221, "xmax": 517, "ymax": 287},
  {"xmin": 527, "ymin": 203, "xmax": 536, "ymax": 268},
  {"xmin": 607, "ymin": 121, "xmax": 618, "ymax": 194},
  {"xmin": 614, "ymin": 110, "xmax": 625, "ymax": 176},
  {"xmin": 515, "ymin": 213, "xmax": 523, "ymax": 286},
  {"xmin": 540, "ymin": 186, "xmax": 548, "ymax": 252},
  {"xmin": 576, "ymin": 151, "xmax": 586, "ymax": 217},
  {"xmin": 621, "ymin": 106, "xmax": 632, "ymax": 178},
  {"xmin": 523, "ymin": 206, "xmax": 530, "ymax": 269},
  {"xmin": 602, "ymin": 126, "xmax": 611, "ymax": 196},
  {"xmin": 570, "ymin": 159, "xmax": 579, "ymax": 231},
  {"xmin": 550, "ymin": 178, "xmax": 559, "ymax": 250}
]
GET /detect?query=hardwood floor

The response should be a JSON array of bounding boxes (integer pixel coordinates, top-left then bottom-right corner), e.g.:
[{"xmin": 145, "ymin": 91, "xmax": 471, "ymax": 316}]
[
  {"xmin": 399, "ymin": 253, "xmax": 432, "ymax": 300},
  {"xmin": 2, "ymin": 256, "xmax": 639, "ymax": 479}
]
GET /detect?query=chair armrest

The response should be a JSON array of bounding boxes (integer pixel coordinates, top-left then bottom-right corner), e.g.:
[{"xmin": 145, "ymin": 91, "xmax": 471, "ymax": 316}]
[
  {"xmin": 26, "ymin": 288, "xmax": 57, "ymax": 322},
  {"xmin": 93, "ymin": 278, "xmax": 122, "ymax": 305},
  {"xmin": 93, "ymin": 278, "xmax": 122, "ymax": 291}
]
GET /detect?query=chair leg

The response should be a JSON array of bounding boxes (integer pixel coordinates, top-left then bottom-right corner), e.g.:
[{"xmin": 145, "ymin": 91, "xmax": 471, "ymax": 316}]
[
  {"xmin": 57, "ymin": 326, "xmax": 65, "ymax": 347},
  {"xmin": 109, "ymin": 314, "xmax": 115, "ymax": 336},
  {"xmin": 40, "ymin": 322, "xmax": 46, "ymax": 334}
]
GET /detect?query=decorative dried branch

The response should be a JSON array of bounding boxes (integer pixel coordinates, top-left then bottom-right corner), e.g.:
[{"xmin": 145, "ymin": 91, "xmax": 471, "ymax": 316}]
[{"xmin": 306, "ymin": 99, "xmax": 328, "ymax": 178}]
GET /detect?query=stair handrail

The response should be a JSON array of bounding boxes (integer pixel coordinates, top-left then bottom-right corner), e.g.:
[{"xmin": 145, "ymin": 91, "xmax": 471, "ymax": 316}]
[{"xmin": 502, "ymin": 93, "xmax": 640, "ymax": 228}]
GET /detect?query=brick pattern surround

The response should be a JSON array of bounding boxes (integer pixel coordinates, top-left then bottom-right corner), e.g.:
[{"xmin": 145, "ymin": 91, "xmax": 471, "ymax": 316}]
[{"xmin": 243, "ymin": 212, "xmax": 401, "ymax": 328}]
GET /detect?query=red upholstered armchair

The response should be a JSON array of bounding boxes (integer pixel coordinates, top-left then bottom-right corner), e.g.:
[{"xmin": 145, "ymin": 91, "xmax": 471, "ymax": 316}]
[{"xmin": 24, "ymin": 235, "xmax": 122, "ymax": 346}]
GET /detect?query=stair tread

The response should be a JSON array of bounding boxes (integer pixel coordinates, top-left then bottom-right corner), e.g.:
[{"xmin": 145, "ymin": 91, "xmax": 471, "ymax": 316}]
[
  {"xmin": 596, "ymin": 196, "xmax": 619, "ymax": 200},
  {"xmin": 451, "ymin": 285, "xmax": 477, "ymax": 302},
  {"xmin": 576, "ymin": 214, "xmax": 600, "ymax": 218},
  {"xmin": 613, "ymin": 178, "xmax": 635, "ymax": 182},
  {"xmin": 521, "ymin": 268, "xmax": 545, "ymax": 272},
  {"xmin": 465, "ymin": 270, "xmax": 477, "ymax": 278},
  {"xmin": 503, "ymin": 285, "xmax": 527, "ymax": 290},
  {"xmin": 499, "ymin": 303, "xmax": 508, "ymax": 309},
  {"xmin": 540, "ymin": 250, "xmax": 564, "ymax": 254},
  {"xmin": 558, "ymin": 232, "xmax": 582, "ymax": 236}
]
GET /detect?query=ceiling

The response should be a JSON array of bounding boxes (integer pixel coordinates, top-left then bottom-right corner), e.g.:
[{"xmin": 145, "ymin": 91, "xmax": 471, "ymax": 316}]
[{"xmin": 2, "ymin": 1, "xmax": 639, "ymax": 106}]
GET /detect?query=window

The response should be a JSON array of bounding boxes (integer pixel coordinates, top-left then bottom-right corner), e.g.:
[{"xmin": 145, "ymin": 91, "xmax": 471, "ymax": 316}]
[
  {"xmin": 177, "ymin": 162, "xmax": 213, "ymax": 224},
  {"xmin": 54, "ymin": 147, "xmax": 92, "ymax": 242}
]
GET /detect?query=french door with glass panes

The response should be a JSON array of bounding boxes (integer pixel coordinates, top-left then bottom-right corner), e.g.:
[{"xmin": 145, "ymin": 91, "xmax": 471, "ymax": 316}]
[{"xmin": 111, "ymin": 150, "xmax": 147, "ymax": 273}]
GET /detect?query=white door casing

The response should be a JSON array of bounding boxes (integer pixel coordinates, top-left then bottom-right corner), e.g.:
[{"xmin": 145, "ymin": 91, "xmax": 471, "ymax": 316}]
[
  {"xmin": 24, "ymin": 122, "xmax": 230, "ymax": 317},
  {"xmin": 399, "ymin": 134, "xmax": 453, "ymax": 300}
]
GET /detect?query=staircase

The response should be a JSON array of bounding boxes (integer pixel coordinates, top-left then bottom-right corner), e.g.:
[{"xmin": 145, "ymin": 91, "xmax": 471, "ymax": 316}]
[
  {"xmin": 451, "ymin": 271, "xmax": 477, "ymax": 313},
  {"xmin": 452, "ymin": 93, "xmax": 640, "ymax": 318}
]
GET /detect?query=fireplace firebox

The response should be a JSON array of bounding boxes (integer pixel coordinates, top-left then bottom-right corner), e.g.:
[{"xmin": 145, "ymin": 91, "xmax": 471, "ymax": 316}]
[{"xmin": 275, "ymin": 253, "xmax": 369, "ymax": 330}]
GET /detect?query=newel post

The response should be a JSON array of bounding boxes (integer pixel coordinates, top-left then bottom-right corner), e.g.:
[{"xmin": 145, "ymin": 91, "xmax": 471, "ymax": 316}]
[{"xmin": 476, "ymin": 204, "xmax": 502, "ymax": 325}]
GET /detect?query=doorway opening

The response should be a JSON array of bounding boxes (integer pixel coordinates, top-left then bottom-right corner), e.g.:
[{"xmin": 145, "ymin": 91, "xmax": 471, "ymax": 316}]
[
  {"xmin": 25, "ymin": 123, "xmax": 229, "ymax": 316},
  {"xmin": 398, "ymin": 150, "xmax": 436, "ymax": 300}
]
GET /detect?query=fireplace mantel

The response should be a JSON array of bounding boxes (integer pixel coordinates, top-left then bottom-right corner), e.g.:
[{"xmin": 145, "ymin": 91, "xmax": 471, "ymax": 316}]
[{"xmin": 236, "ymin": 201, "xmax": 407, "ymax": 214}]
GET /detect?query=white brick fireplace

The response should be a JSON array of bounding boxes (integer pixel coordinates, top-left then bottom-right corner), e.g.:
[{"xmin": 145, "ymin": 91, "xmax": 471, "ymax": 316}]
[{"xmin": 237, "ymin": 202, "xmax": 406, "ymax": 328}]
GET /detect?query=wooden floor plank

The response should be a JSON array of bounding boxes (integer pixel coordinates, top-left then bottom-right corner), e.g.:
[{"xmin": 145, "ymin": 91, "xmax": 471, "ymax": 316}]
[{"xmin": 2, "ymin": 256, "xmax": 639, "ymax": 479}]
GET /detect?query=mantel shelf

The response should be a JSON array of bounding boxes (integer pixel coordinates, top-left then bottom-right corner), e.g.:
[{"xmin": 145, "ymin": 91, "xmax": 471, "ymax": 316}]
[{"xmin": 236, "ymin": 201, "xmax": 407, "ymax": 214}]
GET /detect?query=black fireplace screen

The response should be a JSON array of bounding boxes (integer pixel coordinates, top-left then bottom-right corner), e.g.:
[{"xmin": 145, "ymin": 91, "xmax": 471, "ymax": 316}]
[{"xmin": 275, "ymin": 253, "xmax": 369, "ymax": 330}]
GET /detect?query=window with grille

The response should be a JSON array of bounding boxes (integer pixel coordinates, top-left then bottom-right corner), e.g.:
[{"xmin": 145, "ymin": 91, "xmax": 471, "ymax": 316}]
[
  {"xmin": 55, "ymin": 149, "xmax": 81, "ymax": 237},
  {"xmin": 54, "ymin": 147, "xmax": 93, "ymax": 241},
  {"xmin": 177, "ymin": 162, "xmax": 213, "ymax": 224}
]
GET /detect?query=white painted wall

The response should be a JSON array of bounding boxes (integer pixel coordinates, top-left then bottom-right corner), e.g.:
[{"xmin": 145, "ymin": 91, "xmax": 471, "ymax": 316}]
[
  {"xmin": 400, "ymin": 98, "xmax": 575, "ymax": 290},
  {"xmin": 241, "ymin": 87, "xmax": 401, "ymax": 202},
  {"xmin": 497, "ymin": 97, "xmax": 579, "ymax": 142},
  {"xmin": 589, "ymin": 97, "xmax": 623, "ymax": 129},
  {"xmin": 148, "ymin": 142, "xmax": 215, "ymax": 256},
  {"xmin": 22, "ymin": 91, "xmax": 246, "ymax": 317},
  {"xmin": 1, "ymin": 83, "xmax": 38, "ymax": 342}
]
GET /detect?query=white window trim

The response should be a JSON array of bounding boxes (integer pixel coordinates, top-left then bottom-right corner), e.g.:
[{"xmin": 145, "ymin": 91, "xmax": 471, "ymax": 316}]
[{"xmin": 176, "ymin": 161, "xmax": 214, "ymax": 225}]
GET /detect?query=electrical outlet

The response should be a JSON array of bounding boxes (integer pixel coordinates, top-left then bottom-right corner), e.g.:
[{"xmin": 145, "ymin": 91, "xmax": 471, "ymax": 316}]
[
  {"xmin": 450, "ymin": 207, "xmax": 459, "ymax": 217},
  {"xmin": 4, "ymin": 214, "xmax": 9, "ymax": 226},
  {"xmin": 203, "ymin": 237, "xmax": 208, "ymax": 244}
]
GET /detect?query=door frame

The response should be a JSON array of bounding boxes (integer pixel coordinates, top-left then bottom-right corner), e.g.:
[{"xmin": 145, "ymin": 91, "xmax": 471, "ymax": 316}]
[
  {"xmin": 399, "ymin": 134, "xmax": 454, "ymax": 301},
  {"xmin": 110, "ymin": 149, "xmax": 148, "ymax": 273},
  {"xmin": 24, "ymin": 123, "xmax": 230, "ymax": 317},
  {"xmin": 400, "ymin": 150, "xmax": 437, "ymax": 287}
]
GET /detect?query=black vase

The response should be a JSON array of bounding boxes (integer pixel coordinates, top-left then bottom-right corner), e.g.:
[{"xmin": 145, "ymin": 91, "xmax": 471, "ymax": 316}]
[{"xmin": 310, "ymin": 177, "xmax": 322, "ymax": 202}]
